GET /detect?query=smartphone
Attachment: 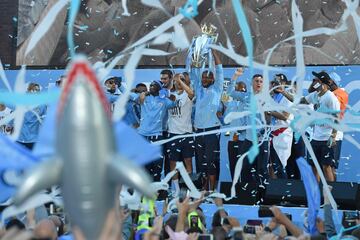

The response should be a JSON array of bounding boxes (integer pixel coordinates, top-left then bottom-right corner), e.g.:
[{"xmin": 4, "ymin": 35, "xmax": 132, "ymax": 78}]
[
  {"xmin": 198, "ymin": 234, "xmax": 213, "ymax": 240},
  {"xmin": 258, "ymin": 206, "xmax": 274, "ymax": 218},
  {"xmin": 246, "ymin": 219, "xmax": 262, "ymax": 226},
  {"xmin": 190, "ymin": 215, "xmax": 199, "ymax": 228},
  {"xmin": 243, "ymin": 225, "xmax": 256, "ymax": 234},
  {"xmin": 342, "ymin": 211, "xmax": 359, "ymax": 228},
  {"xmin": 148, "ymin": 217, "xmax": 154, "ymax": 227}
]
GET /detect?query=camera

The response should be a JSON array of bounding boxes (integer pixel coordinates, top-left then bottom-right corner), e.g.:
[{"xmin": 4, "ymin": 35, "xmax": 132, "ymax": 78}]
[
  {"xmin": 190, "ymin": 215, "xmax": 199, "ymax": 228},
  {"xmin": 258, "ymin": 206, "xmax": 274, "ymax": 218},
  {"xmin": 243, "ymin": 225, "xmax": 256, "ymax": 234},
  {"xmin": 342, "ymin": 211, "xmax": 359, "ymax": 228}
]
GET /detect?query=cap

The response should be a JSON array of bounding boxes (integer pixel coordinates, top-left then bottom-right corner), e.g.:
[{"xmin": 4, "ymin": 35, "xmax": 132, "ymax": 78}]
[
  {"xmin": 151, "ymin": 79, "xmax": 162, "ymax": 88},
  {"xmin": 103, "ymin": 76, "xmax": 117, "ymax": 85},
  {"xmin": 312, "ymin": 71, "xmax": 331, "ymax": 86},
  {"xmin": 274, "ymin": 73, "xmax": 288, "ymax": 83}
]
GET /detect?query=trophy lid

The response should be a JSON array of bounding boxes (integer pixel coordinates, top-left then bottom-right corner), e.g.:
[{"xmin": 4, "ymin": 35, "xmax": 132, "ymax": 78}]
[{"xmin": 200, "ymin": 23, "xmax": 217, "ymax": 36}]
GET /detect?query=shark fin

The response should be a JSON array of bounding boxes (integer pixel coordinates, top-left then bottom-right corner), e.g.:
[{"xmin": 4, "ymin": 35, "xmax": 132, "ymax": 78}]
[
  {"xmin": 13, "ymin": 157, "xmax": 63, "ymax": 206},
  {"xmin": 107, "ymin": 154, "xmax": 155, "ymax": 199}
]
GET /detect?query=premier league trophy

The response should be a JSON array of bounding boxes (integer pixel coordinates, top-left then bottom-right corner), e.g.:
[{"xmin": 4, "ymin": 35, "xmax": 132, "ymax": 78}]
[{"xmin": 186, "ymin": 23, "xmax": 218, "ymax": 70}]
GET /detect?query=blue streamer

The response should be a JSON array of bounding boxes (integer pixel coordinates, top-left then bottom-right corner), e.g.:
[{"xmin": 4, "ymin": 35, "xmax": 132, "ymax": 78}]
[
  {"xmin": 67, "ymin": 0, "xmax": 81, "ymax": 58},
  {"xmin": 0, "ymin": 90, "xmax": 60, "ymax": 106},
  {"xmin": 0, "ymin": 134, "xmax": 40, "ymax": 202},
  {"xmin": 296, "ymin": 157, "xmax": 320, "ymax": 235},
  {"xmin": 231, "ymin": 0, "xmax": 257, "ymax": 163},
  {"xmin": 179, "ymin": 0, "xmax": 198, "ymax": 19}
]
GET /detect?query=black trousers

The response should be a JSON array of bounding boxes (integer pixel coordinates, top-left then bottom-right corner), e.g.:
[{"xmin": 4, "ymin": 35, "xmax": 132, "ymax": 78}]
[
  {"xmin": 241, "ymin": 140, "xmax": 270, "ymax": 186},
  {"xmin": 228, "ymin": 140, "xmax": 246, "ymax": 181},
  {"xmin": 195, "ymin": 127, "xmax": 220, "ymax": 177},
  {"xmin": 143, "ymin": 135, "xmax": 164, "ymax": 182}
]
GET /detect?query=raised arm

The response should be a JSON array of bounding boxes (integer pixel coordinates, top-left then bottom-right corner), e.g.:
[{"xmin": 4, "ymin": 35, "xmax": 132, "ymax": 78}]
[
  {"xmin": 227, "ymin": 68, "xmax": 244, "ymax": 95},
  {"xmin": 175, "ymin": 74, "xmax": 194, "ymax": 100},
  {"xmin": 213, "ymin": 49, "xmax": 222, "ymax": 65},
  {"xmin": 190, "ymin": 68, "xmax": 201, "ymax": 93}
]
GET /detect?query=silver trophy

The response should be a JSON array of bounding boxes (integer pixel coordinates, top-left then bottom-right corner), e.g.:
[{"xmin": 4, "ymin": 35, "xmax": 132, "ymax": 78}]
[{"xmin": 187, "ymin": 24, "xmax": 218, "ymax": 69}]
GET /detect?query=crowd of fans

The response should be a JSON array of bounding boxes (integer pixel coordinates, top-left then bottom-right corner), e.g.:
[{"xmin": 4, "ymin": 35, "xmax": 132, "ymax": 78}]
[{"xmin": 1, "ymin": 186, "xmax": 360, "ymax": 239}]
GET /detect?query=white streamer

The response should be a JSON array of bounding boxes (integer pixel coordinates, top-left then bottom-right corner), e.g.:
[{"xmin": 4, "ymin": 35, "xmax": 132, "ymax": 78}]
[
  {"xmin": 141, "ymin": 0, "xmax": 165, "ymax": 11},
  {"xmin": 1, "ymin": 192, "xmax": 58, "ymax": 224},
  {"xmin": 113, "ymin": 46, "xmax": 145, "ymax": 121},
  {"xmin": 226, "ymin": 152, "xmax": 247, "ymax": 201},
  {"xmin": 121, "ymin": 0, "xmax": 131, "ymax": 16},
  {"xmin": 25, "ymin": 0, "xmax": 70, "ymax": 56}
]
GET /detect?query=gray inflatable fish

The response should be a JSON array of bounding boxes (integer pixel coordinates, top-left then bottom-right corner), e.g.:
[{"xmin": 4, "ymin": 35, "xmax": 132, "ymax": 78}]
[{"xmin": 13, "ymin": 57, "xmax": 154, "ymax": 239}]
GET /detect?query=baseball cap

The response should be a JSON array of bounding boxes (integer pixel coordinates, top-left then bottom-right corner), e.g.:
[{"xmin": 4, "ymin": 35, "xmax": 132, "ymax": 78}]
[
  {"xmin": 312, "ymin": 71, "xmax": 331, "ymax": 86},
  {"xmin": 274, "ymin": 73, "xmax": 288, "ymax": 83}
]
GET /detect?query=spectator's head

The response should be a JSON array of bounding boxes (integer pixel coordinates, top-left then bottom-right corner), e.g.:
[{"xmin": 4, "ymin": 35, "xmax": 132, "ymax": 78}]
[
  {"xmin": 33, "ymin": 219, "xmax": 58, "ymax": 240},
  {"xmin": 27, "ymin": 83, "xmax": 40, "ymax": 93},
  {"xmin": 150, "ymin": 80, "xmax": 162, "ymax": 96},
  {"xmin": 49, "ymin": 215, "xmax": 64, "ymax": 236},
  {"xmin": 160, "ymin": 69, "xmax": 173, "ymax": 88},
  {"xmin": 104, "ymin": 76, "xmax": 118, "ymax": 93},
  {"xmin": 0, "ymin": 103, "xmax": 5, "ymax": 110},
  {"xmin": 211, "ymin": 226, "xmax": 227, "ymax": 240},
  {"xmin": 135, "ymin": 83, "xmax": 147, "ymax": 93},
  {"xmin": 235, "ymin": 81, "xmax": 247, "ymax": 92},
  {"xmin": 182, "ymin": 72, "xmax": 191, "ymax": 86},
  {"xmin": 5, "ymin": 218, "xmax": 25, "ymax": 231},
  {"xmin": 252, "ymin": 74, "xmax": 263, "ymax": 93},
  {"xmin": 201, "ymin": 70, "xmax": 215, "ymax": 88},
  {"xmin": 312, "ymin": 71, "xmax": 331, "ymax": 92}
]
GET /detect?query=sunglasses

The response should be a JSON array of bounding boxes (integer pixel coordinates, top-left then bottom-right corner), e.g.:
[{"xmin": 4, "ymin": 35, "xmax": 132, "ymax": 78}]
[{"xmin": 107, "ymin": 80, "xmax": 116, "ymax": 84}]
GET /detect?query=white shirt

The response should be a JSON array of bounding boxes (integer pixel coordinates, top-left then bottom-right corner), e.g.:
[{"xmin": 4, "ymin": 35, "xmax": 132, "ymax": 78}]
[
  {"xmin": 0, "ymin": 107, "xmax": 12, "ymax": 134},
  {"xmin": 273, "ymin": 94, "xmax": 294, "ymax": 128},
  {"xmin": 168, "ymin": 91, "xmax": 193, "ymax": 134},
  {"xmin": 245, "ymin": 96, "xmax": 269, "ymax": 142},
  {"xmin": 305, "ymin": 91, "xmax": 340, "ymax": 141}
]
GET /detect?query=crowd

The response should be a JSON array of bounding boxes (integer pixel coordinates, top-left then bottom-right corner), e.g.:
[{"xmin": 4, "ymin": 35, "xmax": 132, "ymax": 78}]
[
  {"xmin": 0, "ymin": 49, "xmax": 352, "ymax": 239},
  {"xmin": 1, "ymin": 186, "xmax": 360, "ymax": 240}
]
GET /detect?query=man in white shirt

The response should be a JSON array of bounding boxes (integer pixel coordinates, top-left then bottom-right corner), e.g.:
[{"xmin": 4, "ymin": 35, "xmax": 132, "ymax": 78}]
[
  {"xmin": 166, "ymin": 73, "xmax": 194, "ymax": 196},
  {"xmin": 302, "ymin": 71, "xmax": 340, "ymax": 182}
]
